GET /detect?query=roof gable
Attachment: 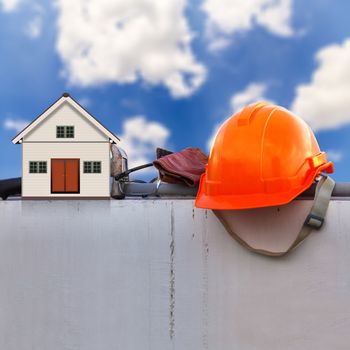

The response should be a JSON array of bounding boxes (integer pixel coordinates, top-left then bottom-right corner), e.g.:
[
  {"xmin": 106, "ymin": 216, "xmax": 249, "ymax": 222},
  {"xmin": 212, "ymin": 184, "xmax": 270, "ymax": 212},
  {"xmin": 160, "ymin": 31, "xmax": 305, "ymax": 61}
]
[{"xmin": 12, "ymin": 93, "xmax": 120, "ymax": 144}]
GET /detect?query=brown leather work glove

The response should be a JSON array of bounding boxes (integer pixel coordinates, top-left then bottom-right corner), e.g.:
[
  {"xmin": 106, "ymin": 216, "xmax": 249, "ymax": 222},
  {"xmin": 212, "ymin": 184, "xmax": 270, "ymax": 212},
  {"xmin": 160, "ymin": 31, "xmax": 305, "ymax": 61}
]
[{"xmin": 153, "ymin": 147, "xmax": 208, "ymax": 187}]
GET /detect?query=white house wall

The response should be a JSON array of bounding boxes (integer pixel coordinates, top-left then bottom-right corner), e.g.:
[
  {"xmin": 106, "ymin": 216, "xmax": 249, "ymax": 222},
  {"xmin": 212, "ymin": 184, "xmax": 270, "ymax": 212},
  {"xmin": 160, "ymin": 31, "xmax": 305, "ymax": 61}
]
[
  {"xmin": 24, "ymin": 102, "xmax": 108, "ymax": 142},
  {"xmin": 22, "ymin": 142, "xmax": 110, "ymax": 197}
]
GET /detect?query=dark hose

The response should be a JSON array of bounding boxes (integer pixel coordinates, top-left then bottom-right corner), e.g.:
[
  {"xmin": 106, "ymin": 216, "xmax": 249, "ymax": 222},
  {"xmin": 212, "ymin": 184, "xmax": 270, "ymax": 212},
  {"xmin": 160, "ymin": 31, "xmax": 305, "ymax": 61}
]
[
  {"xmin": 0, "ymin": 177, "xmax": 21, "ymax": 200},
  {"xmin": 114, "ymin": 163, "xmax": 154, "ymax": 181}
]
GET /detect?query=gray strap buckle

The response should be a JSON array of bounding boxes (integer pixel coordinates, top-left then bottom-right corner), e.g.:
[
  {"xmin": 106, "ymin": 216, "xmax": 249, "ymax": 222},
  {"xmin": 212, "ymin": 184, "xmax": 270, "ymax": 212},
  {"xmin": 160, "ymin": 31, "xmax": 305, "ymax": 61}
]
[{"xmin": 304, "ymin": 213, "xmax": 324, "ymax": 229}]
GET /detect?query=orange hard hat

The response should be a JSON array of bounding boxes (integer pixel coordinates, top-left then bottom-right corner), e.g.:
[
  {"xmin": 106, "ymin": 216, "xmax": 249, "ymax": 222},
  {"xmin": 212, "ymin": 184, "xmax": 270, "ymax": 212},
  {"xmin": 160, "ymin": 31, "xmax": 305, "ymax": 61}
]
[{"xmin": 195, "ymin": 102, "xmax": 334, "ymax": 210}]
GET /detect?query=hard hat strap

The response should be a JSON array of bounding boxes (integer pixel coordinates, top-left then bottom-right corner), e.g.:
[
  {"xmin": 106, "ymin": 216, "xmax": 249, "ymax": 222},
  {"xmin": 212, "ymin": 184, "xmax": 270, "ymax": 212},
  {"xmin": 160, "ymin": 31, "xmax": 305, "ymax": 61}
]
[
  {"xmin": 278, "ymin": 175, "xmax": 335, "ymax": 256},
  {"xmin": 304, "ymin": 175, "xmax": 335, "ymax": 229},
  {"xmin": 214, "ymin": 175, "xmax": 335, "ymax": 257}
]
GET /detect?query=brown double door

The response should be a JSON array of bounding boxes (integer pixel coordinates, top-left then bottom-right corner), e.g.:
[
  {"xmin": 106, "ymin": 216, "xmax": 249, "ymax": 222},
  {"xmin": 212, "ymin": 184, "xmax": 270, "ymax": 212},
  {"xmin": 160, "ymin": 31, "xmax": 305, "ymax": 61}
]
[{"xmin": 51, "ymin": 159, "xmax": 80, "ymax": 193}]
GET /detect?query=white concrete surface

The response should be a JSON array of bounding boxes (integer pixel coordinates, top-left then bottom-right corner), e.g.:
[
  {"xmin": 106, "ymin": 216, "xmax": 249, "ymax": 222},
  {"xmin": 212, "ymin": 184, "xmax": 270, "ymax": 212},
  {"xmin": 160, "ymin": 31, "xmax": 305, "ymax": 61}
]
[{"xmin": 0, "ymin": 199, "xmax": 349, "ymax": 349}]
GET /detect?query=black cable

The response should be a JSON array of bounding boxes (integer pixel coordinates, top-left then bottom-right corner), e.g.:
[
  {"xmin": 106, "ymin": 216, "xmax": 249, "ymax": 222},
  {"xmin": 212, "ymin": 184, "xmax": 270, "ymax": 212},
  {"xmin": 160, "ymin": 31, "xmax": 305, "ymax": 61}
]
[{"xmin": 114, "ymin": 163, "xmax": 153, "ymax": 181}]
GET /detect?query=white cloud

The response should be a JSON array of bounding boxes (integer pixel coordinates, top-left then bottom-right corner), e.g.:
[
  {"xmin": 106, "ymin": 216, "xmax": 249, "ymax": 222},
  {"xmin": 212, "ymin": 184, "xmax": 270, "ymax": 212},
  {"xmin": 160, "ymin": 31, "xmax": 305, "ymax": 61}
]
[
  {"xmin": 207, "ymin": 82, "xmax": 275, "ymax": 150},
  {"xmin": 0, "ymin": 0, "xmax": 20, "ymax": 12},
  {"xmin": 77, "ymin": 97, "xmax": 92, "ymax": 108},
  {"xmin": 202, "ymin": 0, "xmax": 294, "ymax": 51},
  {"xmin": 2, "ymin": 2, "xmax": 44, "ymax": 38},
  {"xmin": 254, "ymin": 0, "xmax": 294, "ymax": 37},
  {"xmin": 206, "ymin": 123, "xmax": 221, "ymax": 152},
  {"xmin": 230, "ymin": 82, "xmax": 274, "ymax": 111},
  {"xmin": 326, "ymin": 150, "xmax": 343, "ymax": 163},
  {"xmin": 119, "ymin": 116, "xmax": 170, "ymax": 169},
  {"xmin": 208, "ymin": 37, "xmax": 231, "ymax": 52},
  {"xmin": 25, "ymin": 16, "xmax": 42, "ymax": 38},
  {"xmin": 3, "ymin": 118, "xmax": 29, "ymax": 133},
  {"xmin": 55, "ymin": 0, "xmax": 206, "ymax": 98},
  {"xmin": 291, "ymin": 38, "xmax": 350, "ymax": 131}
]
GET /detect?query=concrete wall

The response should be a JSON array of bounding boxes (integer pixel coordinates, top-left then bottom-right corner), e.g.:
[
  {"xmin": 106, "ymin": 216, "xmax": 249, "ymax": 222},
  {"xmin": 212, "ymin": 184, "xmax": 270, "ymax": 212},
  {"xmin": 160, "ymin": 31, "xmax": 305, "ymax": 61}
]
[{"xmin": 0, "ymin": 199, "xmax": 349, "ymax": 349}]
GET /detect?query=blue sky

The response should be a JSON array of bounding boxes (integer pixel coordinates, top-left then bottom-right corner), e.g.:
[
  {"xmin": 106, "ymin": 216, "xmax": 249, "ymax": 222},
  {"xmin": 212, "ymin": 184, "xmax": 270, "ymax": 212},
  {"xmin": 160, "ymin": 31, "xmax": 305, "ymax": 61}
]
[{"xmin": 1, "ymin": 0, "xmax": 350, "ymax": 181}]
